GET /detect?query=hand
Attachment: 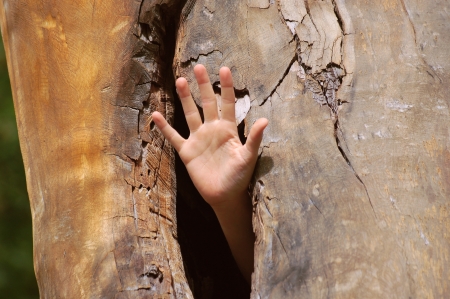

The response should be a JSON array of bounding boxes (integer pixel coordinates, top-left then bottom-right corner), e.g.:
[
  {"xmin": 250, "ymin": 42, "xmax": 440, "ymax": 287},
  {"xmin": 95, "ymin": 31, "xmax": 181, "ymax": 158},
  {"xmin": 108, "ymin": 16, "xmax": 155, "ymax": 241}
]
[
  {"xmin": 152, "ymin": 64, "xmax": 267, "ymax": 283},
  {"xmin": 152, "ymin": 64, "xmax": 268, "ymax": 209}
]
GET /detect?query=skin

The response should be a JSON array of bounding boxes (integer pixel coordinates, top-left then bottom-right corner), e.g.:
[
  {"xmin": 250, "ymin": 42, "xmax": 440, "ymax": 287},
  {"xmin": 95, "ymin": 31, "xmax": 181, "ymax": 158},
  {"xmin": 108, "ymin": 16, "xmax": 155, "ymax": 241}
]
[{"xmin": 152, "ymin": 64, "xmax": 268, "ymax": 283}]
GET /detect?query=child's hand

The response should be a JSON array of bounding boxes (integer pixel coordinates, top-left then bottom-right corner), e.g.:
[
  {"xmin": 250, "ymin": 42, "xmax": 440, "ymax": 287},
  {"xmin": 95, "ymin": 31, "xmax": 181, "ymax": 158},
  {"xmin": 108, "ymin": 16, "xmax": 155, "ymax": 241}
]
[
  {"xmin": 152, "ymin": 64, "xmax": 268, "ymax": 209},
  {"xmin": 152, "ymin": 64, "xmax": 267, "ymax": 283}
]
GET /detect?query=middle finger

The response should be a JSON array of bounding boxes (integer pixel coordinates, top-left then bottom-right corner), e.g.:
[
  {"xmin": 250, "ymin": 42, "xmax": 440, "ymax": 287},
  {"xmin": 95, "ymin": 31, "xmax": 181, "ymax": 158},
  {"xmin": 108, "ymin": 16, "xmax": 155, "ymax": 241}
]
[{"xmin": 194, "ymin": 64, "xmax": 218, "ymax": 122}]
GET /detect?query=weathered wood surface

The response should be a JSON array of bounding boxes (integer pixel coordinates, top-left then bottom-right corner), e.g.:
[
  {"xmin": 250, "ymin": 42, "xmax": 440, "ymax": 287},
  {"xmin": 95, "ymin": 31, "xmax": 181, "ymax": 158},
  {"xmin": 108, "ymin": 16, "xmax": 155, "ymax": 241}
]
[
  {"xmin": 0, "ymin": 0, "xmax": 193, "ymax": 298},
  {"xmin": 175, "ymin": 0, "xmax": 450, "ymax": 298},
  {"xmin": 2, "ymin": 0, "xmax": 450, "ymax": 298}
]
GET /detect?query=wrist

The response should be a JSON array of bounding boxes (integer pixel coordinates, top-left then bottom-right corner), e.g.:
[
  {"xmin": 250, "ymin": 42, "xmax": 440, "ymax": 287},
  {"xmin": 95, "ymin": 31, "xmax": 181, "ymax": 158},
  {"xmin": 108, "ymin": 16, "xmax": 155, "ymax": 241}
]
[
  {"xmin": 208, "ymin": 189, "xmax": 250, "ymax": 214},
  {"xmin": 209, "ymin": 190, "xmax": 252, "ymax": 231}
]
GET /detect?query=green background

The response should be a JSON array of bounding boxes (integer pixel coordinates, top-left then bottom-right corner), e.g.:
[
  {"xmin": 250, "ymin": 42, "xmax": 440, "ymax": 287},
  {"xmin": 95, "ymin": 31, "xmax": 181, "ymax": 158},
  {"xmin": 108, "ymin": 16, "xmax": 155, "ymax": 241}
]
[{"xmin": 0, "ymin": 36, "xmax": 40, "ymax": 297}]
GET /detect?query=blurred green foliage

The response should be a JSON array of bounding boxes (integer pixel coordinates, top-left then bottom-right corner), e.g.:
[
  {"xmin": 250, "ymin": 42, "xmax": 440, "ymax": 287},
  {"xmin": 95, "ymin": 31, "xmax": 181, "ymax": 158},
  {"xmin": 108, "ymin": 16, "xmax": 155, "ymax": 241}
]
[{"xmin": 0, "ymin": 36, "xmax": 39, "ymax": 297}]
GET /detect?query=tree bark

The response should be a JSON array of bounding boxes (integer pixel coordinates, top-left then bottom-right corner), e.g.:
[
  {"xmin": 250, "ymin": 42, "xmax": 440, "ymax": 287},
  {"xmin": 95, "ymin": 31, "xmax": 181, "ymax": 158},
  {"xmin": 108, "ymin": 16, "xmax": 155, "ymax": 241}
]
[
  {"xmin": 1, "ymin": 0, "xmax": 449, "ymax": 298},
  {"xmin": 0, "ymin": 0, "xmax": 193, "ymax": 298},
  {"xmin": 174, "ymin": 0, "xmax": 450, "ymax": 298}
]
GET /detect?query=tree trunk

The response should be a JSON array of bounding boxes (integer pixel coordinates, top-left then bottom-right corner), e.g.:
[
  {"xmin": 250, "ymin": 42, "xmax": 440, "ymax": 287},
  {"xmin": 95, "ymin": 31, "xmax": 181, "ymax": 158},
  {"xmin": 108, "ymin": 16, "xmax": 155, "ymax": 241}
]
[
  {"xmin": 1, "ymin": 0, "xmax": 449, "ymax": 298},
  {"xmin": 0, "ymin": 0, "xmax": 193, "ymax": 298}
]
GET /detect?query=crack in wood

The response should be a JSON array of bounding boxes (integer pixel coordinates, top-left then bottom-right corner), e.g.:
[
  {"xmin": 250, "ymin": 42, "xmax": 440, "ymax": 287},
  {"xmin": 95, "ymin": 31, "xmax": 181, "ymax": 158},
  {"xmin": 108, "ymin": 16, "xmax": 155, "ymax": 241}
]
[
  {"xmin": 279, "ymin": 0, "xmax": 377, "ymax": 219},
  {"xmin": 335, "ymin": 122, "xmax": 377, "ymax": 218},
  {"xmin": 180, "ymin": 49, "xmax": 223, "ymax": 67},
  {"xmin": 259, "ymin": 54, "xmax": 297, "ymax": 107},
  {"xmin": 109, "ymin": 0, "xmax": 192, "ymax": 297},
  {"xmin": 309, "ymin": 198, "xmax": 324, "ymax": 216}
]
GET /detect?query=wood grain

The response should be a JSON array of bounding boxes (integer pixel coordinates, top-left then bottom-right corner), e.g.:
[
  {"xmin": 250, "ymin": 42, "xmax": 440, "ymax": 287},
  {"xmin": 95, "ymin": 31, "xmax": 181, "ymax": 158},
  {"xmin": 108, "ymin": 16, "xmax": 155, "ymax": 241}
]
[
  {"xmin": 0, "ymin": 0, "xmax": 192, "ymax": 297},
  {"xmin": 175, "ymin": 0, "xmax": 450, "ymax": 298},
  {"xmin": 2, "ymin": 0, "xmax": 449, "ymax": 297}
]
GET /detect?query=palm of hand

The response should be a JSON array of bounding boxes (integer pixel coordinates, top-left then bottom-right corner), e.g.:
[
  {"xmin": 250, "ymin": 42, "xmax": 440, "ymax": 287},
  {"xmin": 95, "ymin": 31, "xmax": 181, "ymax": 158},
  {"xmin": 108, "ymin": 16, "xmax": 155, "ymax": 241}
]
[
  {"xmin": 180, "ymin": 119, "xmax": 252, "ymax": 206},
  {"xmin": 152, "ymin": 64, "xmax": 268, "ymax": 208}
]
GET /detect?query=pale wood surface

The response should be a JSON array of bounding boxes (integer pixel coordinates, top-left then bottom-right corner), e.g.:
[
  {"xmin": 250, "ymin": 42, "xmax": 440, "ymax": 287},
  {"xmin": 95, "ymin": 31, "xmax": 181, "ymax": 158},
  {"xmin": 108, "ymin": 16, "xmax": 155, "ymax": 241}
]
[{"xmin": 175, "ymin": 0, "xmax": 450, "ymax": 298}]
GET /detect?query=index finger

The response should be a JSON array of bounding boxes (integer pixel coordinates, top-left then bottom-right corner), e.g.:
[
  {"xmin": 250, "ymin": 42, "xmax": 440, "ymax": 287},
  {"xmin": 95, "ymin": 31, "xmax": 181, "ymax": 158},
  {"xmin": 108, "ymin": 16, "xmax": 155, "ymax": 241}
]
[
  {"xmin": 176, "ymin": 77, "xmax": 202, "ymax": 133},
  {"xmin": 194, "ymin": 64, "xmax": 218, "ymax": 122}
]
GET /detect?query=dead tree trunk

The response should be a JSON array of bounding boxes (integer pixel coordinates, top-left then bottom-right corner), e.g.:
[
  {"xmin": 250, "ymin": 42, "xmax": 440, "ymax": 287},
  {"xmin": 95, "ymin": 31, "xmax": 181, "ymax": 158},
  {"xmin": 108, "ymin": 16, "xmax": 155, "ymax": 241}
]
[{"xmin": 1, "ymin": 0, "xmax": 449, "ymax": 298}]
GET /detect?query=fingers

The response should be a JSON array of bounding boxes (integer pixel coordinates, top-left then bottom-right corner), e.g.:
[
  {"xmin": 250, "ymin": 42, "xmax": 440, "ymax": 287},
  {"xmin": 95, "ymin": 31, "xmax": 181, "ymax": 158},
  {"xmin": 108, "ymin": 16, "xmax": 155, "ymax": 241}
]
[
  {"xmin": 152, "ymin": 111, "xmax": 185, "ymax": 152},
  {"xmin": 194, "ymin": 64, "xmax": 218, "ymax": 122},
  {"xmin": 219, "ymin": 67, "xmax": 236, "ymax": 123},
  {"xmin": 244, "ymin": 118, "xmax": 269, "ymax": 157},
  {"xmin": 176, "ymin": 77, "xmax": 202, "ymax": 132}
]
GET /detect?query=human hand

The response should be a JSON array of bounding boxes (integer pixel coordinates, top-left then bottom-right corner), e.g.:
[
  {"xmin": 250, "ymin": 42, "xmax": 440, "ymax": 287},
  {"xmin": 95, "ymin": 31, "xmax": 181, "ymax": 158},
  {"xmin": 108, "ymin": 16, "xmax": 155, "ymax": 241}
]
[
  {"xmin": 152, "ymin": 64, "xmax": 268, "ymax": 209},
  {"xmin": 152, "ymin": 64, "xmax": 267, "ymax": 281}
]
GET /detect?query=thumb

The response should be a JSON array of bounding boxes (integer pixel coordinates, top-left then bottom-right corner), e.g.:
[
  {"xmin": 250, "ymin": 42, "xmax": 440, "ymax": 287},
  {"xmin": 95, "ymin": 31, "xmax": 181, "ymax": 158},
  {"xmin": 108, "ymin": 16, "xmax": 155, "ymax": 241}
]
[{"xmin": 244, "ymin": 118, "xmax": 268, "ymax": 157}]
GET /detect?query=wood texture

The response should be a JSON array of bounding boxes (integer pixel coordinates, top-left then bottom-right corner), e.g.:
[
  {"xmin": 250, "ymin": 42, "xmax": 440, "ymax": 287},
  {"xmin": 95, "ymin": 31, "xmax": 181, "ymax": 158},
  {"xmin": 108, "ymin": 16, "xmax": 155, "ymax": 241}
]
[
  {"xmin": 0, "ymin": 0, "xmax": 192, "ymax": 298},
  {"xmin": 174, "ymin": 0, "xmax": 450, "ymax": 298},
  {"xmin": 175, "ymin": 0, "xmax": 296, "ymax": 106},
  {"xmin": 2, "ymin": 0, "xmax": 449, "ymax": 298}
]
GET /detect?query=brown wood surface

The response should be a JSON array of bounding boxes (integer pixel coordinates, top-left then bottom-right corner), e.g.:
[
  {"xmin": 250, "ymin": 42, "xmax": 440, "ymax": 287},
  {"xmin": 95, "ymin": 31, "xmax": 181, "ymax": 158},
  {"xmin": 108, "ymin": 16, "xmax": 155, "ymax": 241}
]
[
  {"xmin": 2, "ymin": 0, "xmax": 449, "ymax": 298},
  {"xmin": 0, "ymin": 0, "xmax": 193, "ymax": 298}
]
